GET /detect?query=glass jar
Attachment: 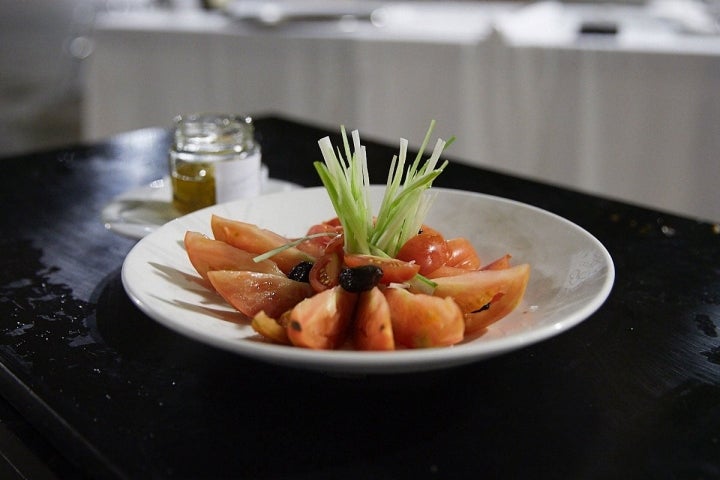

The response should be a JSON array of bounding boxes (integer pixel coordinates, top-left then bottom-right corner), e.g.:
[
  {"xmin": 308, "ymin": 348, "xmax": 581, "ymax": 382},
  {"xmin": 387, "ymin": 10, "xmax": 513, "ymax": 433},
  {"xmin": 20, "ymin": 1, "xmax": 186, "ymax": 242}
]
[{"xmin": 169, "ymin": 113, "xmax": 262, "ymax": 214}]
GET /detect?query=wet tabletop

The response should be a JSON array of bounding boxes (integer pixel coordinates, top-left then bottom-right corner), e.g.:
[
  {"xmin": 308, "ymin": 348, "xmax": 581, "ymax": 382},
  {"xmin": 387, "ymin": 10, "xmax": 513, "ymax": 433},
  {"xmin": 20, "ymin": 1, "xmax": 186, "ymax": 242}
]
[{"xmin": 0, "ymin": 116, "xmax": 718, "ymax": 479}]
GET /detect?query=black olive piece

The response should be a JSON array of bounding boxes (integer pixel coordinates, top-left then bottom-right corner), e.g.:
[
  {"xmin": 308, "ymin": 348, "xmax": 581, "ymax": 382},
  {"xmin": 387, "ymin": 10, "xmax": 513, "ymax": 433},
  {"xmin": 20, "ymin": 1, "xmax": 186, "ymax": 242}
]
[
  {"xmin": 339, "ymin": 265, "xmax": 384, "ymax": 292},
  {"xmin": 288, "ymin": 261, "xmax": 314, "ymax": 283}
]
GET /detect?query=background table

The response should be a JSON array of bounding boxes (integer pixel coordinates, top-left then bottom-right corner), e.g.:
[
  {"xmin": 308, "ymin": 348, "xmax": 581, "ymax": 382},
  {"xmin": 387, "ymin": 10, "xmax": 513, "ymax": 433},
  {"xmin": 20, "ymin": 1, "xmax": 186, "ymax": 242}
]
[
  {"xmin": 1, "ymin": 116, "xmax": 719, "ymax": 479},
  {"xmin": 83, "ymin": 1, "xmax": 720, "ymax": 222}
]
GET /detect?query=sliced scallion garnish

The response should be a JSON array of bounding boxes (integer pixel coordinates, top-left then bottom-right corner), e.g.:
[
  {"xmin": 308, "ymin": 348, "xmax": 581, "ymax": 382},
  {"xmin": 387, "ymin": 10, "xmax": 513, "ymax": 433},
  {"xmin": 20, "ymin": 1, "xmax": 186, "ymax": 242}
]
[
  {"xmin": 252, "ymin": 232, "xmax": 338, "ymax": 263},
  {"xmin": 314, "ymin": 120, "xmax": 452, "ymax": 258},
  {"xmin": 253, "ymin": 121, "xmax": 453, "ymax": 276}
]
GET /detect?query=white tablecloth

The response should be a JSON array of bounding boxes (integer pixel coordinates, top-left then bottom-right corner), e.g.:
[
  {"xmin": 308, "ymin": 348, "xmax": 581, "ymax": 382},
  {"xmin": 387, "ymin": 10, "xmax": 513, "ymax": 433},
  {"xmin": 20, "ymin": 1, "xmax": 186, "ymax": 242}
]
[{"xmin": 83, "ymin": 2, "xmax": 720, "ymax": 222}]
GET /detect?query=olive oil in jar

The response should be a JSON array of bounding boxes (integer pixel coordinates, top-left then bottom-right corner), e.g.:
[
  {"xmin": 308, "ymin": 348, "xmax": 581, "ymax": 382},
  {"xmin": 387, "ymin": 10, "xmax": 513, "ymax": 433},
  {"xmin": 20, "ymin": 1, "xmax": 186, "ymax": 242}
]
[
  {"xmin": 169, "ymin": 113, "xmax": 262, "ymax": 214},
  {"xmin": 170, "ymin": 158, "xmax": 217, "ymax": 214}
]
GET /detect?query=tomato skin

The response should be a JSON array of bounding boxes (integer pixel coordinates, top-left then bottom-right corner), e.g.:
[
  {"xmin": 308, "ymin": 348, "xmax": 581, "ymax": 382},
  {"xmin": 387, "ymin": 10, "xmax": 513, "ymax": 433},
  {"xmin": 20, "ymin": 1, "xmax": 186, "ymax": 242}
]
[
  {"xmin": 396, "ymin": 232, "xmax": 450, "ymax": 276},
  {"xmin": 445, "ymin": 237, "xmax": 482, "ymax": 270},
  {"xmin": 309, "ymin": 252, "xmax": 342, "ymax": 292},
  {"xmin": 343, "ymin": 254, "xmax": 420, "ymax": 284}
]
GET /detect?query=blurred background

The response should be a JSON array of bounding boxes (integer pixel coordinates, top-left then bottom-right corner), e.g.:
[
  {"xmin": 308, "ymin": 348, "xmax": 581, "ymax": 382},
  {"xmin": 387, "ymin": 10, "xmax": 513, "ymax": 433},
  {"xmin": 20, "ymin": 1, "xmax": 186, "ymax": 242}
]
[{"xmin": 1, "ymin": 0, "xmax": 718, "ymax": 222}]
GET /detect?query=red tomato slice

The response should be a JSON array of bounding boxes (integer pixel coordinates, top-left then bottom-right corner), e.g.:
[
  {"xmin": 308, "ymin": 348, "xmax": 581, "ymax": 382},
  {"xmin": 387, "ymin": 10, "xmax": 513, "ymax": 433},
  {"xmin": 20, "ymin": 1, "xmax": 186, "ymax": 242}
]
[
  {"xmin": 296, "ymin": 223, "xmax": 344, "ymax": 258},
  {"xmin": 184, "ymin": 231, "xmax": 284, "ymax": 281},
  {"xmin": 309, "ymin": 252, "xmax": 342, "ymax": 292},
  {"xmin": 396, "ymin": 232, "xmax": 450, "ymax": 276},
  {"xmin": 431, "ymin": 264, "xmax": 530, "ymax": 334},
  {"xmin": 343, "ymin": 254, "xmax": 420, "ymax": 284},
  {"xmin": 354, "ymin": 287, "xmax": 395, "ymax": 351},
  {"xmin": 287, "ymin": 286, "xmax": 357, "ymax": 350},
  {"xmin": 210, "ymin": 215, "xmax": 313, "ymax": 275},
  {"xmin": 207, "ymin": 271, "xmax": 314, "ymax": 319},
  {"xmin": 383, "ymin": 287, "xmax": 464, "ymax": 348},
  {"xmin": 445, "ymin": 237, "xmax": 482, "ymax": 270}
]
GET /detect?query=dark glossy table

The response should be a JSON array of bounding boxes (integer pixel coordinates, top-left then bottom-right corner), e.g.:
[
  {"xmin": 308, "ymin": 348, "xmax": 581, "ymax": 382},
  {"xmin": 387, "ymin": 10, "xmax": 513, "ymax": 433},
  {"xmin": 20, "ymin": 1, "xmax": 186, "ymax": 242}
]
[{"xmin": 1, "ymin": 116, "xmax": 719, "ymax": 479}]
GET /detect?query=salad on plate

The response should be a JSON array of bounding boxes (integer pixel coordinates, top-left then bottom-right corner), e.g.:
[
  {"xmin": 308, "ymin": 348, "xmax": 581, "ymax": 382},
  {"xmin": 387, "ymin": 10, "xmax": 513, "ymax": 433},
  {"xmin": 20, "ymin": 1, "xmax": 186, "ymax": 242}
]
[{"xmin": 182, "ymin": 122, "xmax": 530, "ymax": 350}]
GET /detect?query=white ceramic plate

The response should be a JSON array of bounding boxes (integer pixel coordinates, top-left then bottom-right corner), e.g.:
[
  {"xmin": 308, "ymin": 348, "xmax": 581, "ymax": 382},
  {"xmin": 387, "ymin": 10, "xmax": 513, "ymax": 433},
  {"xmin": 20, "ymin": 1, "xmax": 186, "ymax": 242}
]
[
  {"xmin": 102, "ymin": 175, "xmax": 301, "ymax": 239},
  {"xmin": 121, "ymin": 186, "xmax": 614, "ymax": 374}
]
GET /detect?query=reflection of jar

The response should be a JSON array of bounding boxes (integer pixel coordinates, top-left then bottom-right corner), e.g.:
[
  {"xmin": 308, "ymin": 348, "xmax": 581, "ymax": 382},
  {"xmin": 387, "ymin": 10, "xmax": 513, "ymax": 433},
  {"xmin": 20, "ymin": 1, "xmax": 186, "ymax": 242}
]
[{"xmin": 169, "ymin": 113, "xmax": 262, "ymax": 214}]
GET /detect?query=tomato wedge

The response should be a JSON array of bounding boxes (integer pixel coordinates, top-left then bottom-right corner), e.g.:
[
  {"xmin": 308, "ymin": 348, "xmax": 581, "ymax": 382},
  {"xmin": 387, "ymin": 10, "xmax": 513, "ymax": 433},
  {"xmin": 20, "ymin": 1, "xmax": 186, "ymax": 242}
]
[
  {"xmin": 309, "ymin": 252, "xmax": 342, "ymax": 292},
  {"xmin": 384, "ymin": 287, "xmax": 464, "ymax": 348},
  {"xmin": 396, "ymin": 232, "xmax": 450, "ymax": 276},
  {"xmin": 210, "ymin": 215, "xmax": 313, "ymax": 275},
  {"xmin": 296, "ymin": 223, "xmax": 343, "ymax": 258},
  {"xmin": 287, "ymin": 286, "xmax": 357, "ymax": 349},
  {"xmin": 431, "ymin": 264, "xmax": 530, "ymax": 334},
  {"xmin": 445, "ymin": 237, "xmax": 481, "ymax": 270},
  {"xmin": 184, "ymin": 231, "xmax": 283, "ymax": 281},
  {"xmin": 207, "ymin": 271, "xmax": 314, "ymax": 319},
  {"xmin": 354, "ymin": 287, "xmax": 394, "ymax": 351},
  {"xmin": 343, "ymin": 254, "xmax": 419, "ymax": 284}
]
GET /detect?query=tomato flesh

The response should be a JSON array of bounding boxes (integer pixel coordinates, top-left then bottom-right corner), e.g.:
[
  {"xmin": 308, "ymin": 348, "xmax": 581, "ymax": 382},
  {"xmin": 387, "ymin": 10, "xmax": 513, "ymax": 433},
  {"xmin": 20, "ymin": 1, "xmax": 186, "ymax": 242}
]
[
  {"xmin": 309, "ymin": 252, "xmax": 342, "ymax": 292},
  {"xmin": 354, "ymin": 287, "xmax": 394, "ymax": 350},
  {"xmin": 383, "ymin": 287, "xmax": 464, "ymax": 348},
  {"xmin": 287, "ymin": 286, "xmax": 357, "ymax": 349},
  {"xmin": 431, "ymin": 264, "xmax": 530, "ymax": 333}
]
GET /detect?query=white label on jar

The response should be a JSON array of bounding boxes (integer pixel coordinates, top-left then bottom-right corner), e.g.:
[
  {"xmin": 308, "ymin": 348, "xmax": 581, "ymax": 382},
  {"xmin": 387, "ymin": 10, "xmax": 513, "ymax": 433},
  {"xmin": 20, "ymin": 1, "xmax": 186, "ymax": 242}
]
[{"xmin": 214, "ymin": 151, "xmax": 263, "ymax": 203}]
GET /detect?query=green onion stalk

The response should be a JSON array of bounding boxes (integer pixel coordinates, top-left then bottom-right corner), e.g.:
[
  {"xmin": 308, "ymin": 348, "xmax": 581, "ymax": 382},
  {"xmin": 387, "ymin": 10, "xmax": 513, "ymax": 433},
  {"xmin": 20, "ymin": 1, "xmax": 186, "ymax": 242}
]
[{"xmin": 314, "ymin": 120, "xmax": 453, "ymax": 259}]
